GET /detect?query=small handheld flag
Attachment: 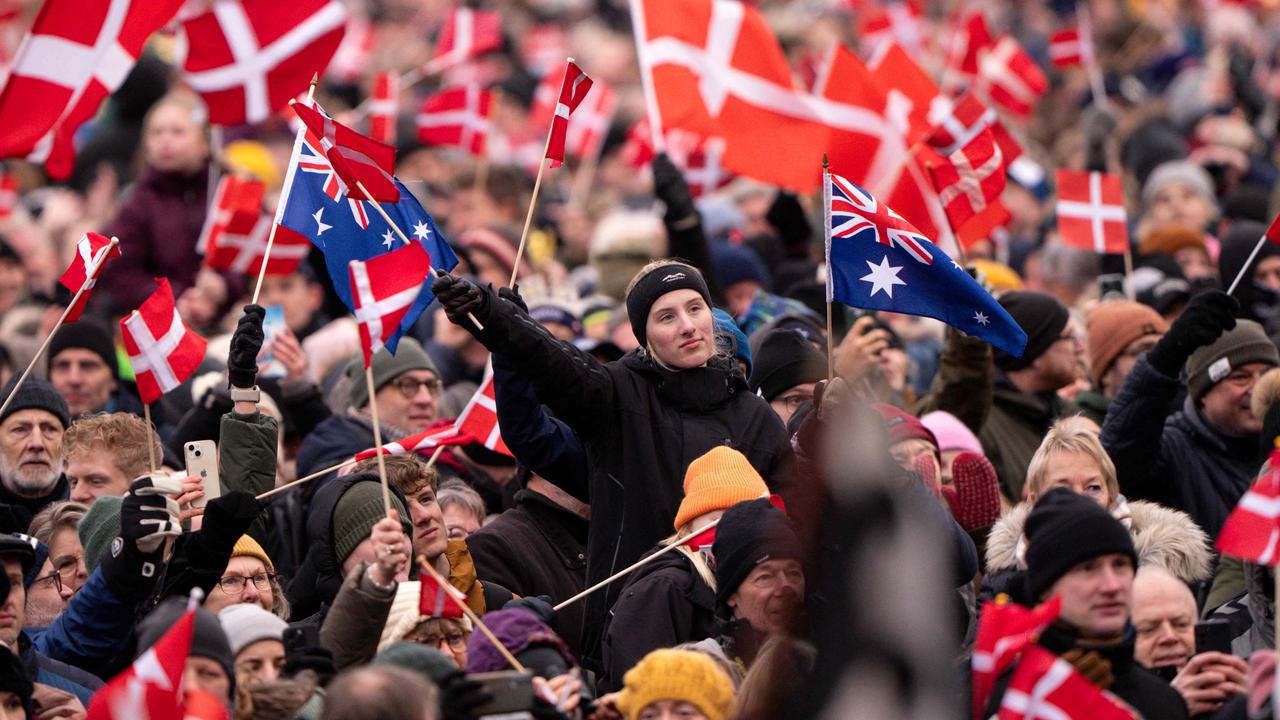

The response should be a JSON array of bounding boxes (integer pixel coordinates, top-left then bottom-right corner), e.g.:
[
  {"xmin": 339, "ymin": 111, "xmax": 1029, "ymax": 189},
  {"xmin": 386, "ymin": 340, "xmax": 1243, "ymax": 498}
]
[
  {"xmin": 545, "ymin": 60, "xmax": 594, "ymax": 168},
  {"xmin": 120, "ymin": 279, "xmax": 207, "ymax": 405},
  {"xmin": 349, "ymin": 241, "xmax": 433, "ymax": 366},
  {"xmin": 60, "ymin": 232, "xmax": 120, "ymax": 322}
]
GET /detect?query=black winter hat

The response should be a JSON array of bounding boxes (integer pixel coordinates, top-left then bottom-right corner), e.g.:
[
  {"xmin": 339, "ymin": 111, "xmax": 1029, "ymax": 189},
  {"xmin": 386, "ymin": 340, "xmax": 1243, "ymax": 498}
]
[
  {"xmin": 1024, "ymin": 488, "xmax": 1137, "ymax": 601},
  {"xmin": 137, "ymin": 597, "xmax": 235, "ymax": 694},
  {"xmin": 625, "ymin": 261, "xmax": 713, "ymax": 349},
  {"xmin": 713, "ymin": 498, "xmax": 803, "ymax": 605},
  {"xmin": 0, "ymin": 374, "xmax": 70, "ymax": 430},
  {"xmin": 47, "ymin": 319, "xmax": 118, "ymax": 377},
  {"xmin": 0, "ymin": 533, "xmax": 36, "ymax": 577},
  {"xmin": 748, "ymin": 329, "xmax": 827, "ymax": 402},
  {"xmin": 994, "ymin": 291, "xmax": 1070, "ymax": 371},
  {"xmin": 0, "ymin": 643, "xmax": 33, "ymax": 717}
]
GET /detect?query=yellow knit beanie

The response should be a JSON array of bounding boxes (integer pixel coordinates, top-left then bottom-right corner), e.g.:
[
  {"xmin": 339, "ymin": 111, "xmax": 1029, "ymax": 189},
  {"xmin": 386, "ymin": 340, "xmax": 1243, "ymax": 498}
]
[
  {"xmin": 617, "ymin": 649, "xmax": 735, "ymax": 720},
  {"xmin": 674, "ymin": 447, "xmax": 767, "ymax": 530},
  {"xmin": 232, "ymin": 535, "xmax": 275, "ymax": 574}
]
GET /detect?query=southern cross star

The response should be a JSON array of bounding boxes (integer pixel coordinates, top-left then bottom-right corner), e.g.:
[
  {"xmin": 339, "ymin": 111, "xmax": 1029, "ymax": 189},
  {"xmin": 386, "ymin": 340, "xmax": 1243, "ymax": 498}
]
[
  {"xmin": 861, "ymin": 256, "xmax": 906, "ymax": 298},
  {"xmin": 413, "ymin": 220, "xmax": 432, "ymax": 240},
  {"xmin": 382, "ymin": 229, "xmax": 395, "ymax": 249},
  {"xmin": 313, "ymin": 208, "xmax": 331, "ymax": 236},
  {"xmin": 974, "ymin": 311, "xmax": 990, "ymax": 326}
]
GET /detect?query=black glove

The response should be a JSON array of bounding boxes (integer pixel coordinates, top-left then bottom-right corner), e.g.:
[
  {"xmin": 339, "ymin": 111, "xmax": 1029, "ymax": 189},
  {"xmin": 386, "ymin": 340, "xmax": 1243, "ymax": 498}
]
[
  {"xmin": 439, "ymin": 674, "xmax": 492, "ymax": 720},
  {"xmin": 431, "ymin": 274, "xmax": 489, "ymax": 327},
  {"xmin": 282, "ymin": 625, "xmax": 337, "ymax": 685},
  {"xmin": 498, "ymin": 284, "xmax": 528, "ymax": 313},
  {"xmin": 99, "ymin": 475, "xmax": 182, "ymax": 598},
  {"xmin": 1147, "ymin": 290, "xmax": 1239, "ymax": 377},
  {"xmin": 765, "ymin": 191, "xmax": 812, "ymax": 255},
  {"xmin": 652, "ymin": 153, "xmax": 696, "ymax": 222},
  {"xmin": 503, "ymin": 595, "xmax": 555, "ymax": 625},
  {"xmin": 228, "ymin": 304, "xmax": 266, "ymax": 389},
  {"xmin": 183, "ymin": 492, "xmax": 261, "ymax": 568}
]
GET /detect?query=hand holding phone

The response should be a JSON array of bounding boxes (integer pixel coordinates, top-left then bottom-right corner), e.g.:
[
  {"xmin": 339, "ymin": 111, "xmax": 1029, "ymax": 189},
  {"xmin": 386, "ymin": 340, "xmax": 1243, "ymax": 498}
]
[{"xmin": 184, "ymin": 440, "xmax": 222, "ymax": 509}]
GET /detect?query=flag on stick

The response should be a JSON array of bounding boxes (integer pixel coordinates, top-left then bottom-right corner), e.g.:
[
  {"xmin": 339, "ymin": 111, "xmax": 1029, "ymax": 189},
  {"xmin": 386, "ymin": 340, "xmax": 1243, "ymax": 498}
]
[
  {"xmin": 1218, "ymin": 448, "xmax": 1280, "ymax": 564},
  {"xmin": 544, "ymin": 60, "xmax": 594, "ymax": 168},
  {"xmin": 1055, "ymin": 169, "xmax": 1128, "ymax": 254},
  {"xmin": 60, "ymin": 232, "xmax": 120, "ymax": 322},
  {"xmin": 120, "ymin": 279, "xmax": 207, "ymax": 405},
  {"xmin": 291, "ymin": 100, "xmax": 400, "ymax": 202},
  {"xmin": 349, "ymin": 241, "xmax": 433, "ymax": 366},
  {"xmin": 86, "ymin": 599, "xmax": 195, "ymax": 720}
]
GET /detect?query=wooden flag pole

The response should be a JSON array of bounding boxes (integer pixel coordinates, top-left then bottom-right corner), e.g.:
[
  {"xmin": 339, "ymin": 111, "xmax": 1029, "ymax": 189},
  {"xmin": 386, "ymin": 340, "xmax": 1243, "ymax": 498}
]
[
  {"xmin": 353, "ymin": 180, "xmax": 484, "ymax": 331},
  {"xmin": 629, "ymin": 0, "xmax": 665, "ymax": 152},
  {"xmin": 510, "ymin": 58, "xmax": 573, "ymax": 289},
  {"xmin": 1079, "ymin": 5, "xmax": 1111, "ymax": 114},
  {"xmin": 1122, "ymin": 245, "xmax": 1136, "ymax": 300},
  {"xmin": 418, "ymin": 556, "xmax": 528, "ymax": 672},
  {"xmin": 252, "ymin": 74, "xmax": 320, "ymax": 305},
  {"xmin": 425, "ymin": 444, "xmax": 446, "ymax": 470},
  {"xmin": 1227, "ymin": 234, "xmax": 1270, "ymax": 296},
  {"xmin": 364, "ymin": 367, "xmax": 393, "ymax": 515},
  {"xmin": 0, "ymin": 237, "xmax": 120, "ymax": 419},
  {"xmin": 822, "ymin": 155, "xmax": 835, "ymax": 382},
  {"xmin": 257, "ymin": 457, "xmax": 359, "ymax": 500},
  {"xmin": 142, "ymin": 403, "xmax": 158, "ymax": 474},
  {"xmin": 554, "ymin": 517, "xmax": 722, "ymax": 612}
]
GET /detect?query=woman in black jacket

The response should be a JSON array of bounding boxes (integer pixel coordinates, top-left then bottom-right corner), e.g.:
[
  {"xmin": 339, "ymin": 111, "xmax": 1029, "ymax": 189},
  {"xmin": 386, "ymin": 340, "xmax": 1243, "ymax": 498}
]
[{"xmin": 432, "ymin": 260, "xmax": 791, "ymax": 670}]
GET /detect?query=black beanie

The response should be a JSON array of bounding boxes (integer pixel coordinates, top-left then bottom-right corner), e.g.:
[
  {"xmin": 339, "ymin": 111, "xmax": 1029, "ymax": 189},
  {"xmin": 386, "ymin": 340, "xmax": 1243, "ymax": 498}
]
[
  {"xmin": 712, "ymin": 498, "xmax": 803, "ymax": 606},
  {"xmin": 1024, "ymin": 488, "xmax": 1137, "ymax": 601},
  {"xmin": 0, "ymin": 645, "xmax": 33, "ymax": 717},
  {"xmin": 0, "ymin": 374, "xmax": 70, "ymax": 430},
  {"xmin": 625, "ymin": 262, "xmax": 713, "ymax": 349},
  {"xmin": 47, "ymin": 319, "xmax": 118, "ymax": 377},
  {"xmin": 748, "ymin": 329, "xmax": 827, "ymax": 402},
  {"xmin": 137, "ymin": 597, "xmax": 235, "ymax": 695},
  {"xmin": 994, "ymin": 291, "xmax": 1070, "ymax": 371}
]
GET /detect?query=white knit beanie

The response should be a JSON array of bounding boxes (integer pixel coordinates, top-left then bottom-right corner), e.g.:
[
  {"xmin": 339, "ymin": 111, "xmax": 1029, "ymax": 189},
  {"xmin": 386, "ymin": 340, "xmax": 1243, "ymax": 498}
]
[{"xmin": 218, "ymin": 603, "xmax": 287, "ymax": 658}]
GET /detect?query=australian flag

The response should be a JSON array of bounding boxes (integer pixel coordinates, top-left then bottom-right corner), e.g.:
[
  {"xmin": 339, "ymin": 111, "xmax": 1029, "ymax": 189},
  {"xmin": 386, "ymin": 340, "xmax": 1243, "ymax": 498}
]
[
  {"xmin": 274, "ymin": 129, "xmax": 458, "ymax": 317},
  {"xmin": 825, "ymin": 172, "xmax": 1027, "ymax": 357}
]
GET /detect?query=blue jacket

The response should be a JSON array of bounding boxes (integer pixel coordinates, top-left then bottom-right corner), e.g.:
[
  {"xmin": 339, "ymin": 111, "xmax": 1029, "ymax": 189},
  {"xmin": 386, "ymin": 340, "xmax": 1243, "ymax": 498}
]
[
  {"xmin": 19, "ymin": 634, "xmax": 101, "ymax": 706},
  {"xmin": 491, "ymin": 353, "xmax": 589, "ymax": 501},
  {"xmin": 33, "ymin": 567, "xmax": 136, "ymax": 680}
]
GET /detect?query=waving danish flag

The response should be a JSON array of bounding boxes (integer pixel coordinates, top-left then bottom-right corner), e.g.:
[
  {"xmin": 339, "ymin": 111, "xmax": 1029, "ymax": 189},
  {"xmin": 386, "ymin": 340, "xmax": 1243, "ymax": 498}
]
[
  {"xmin": 181, "ymin": 0, "xmax": 346, "ymax": 126},
  {"xmin": 354, "ymin": 423, "xmax": 468, "ymax": 461},
  {"xmin": 623, "ymin": 120, "xmax": 734, "ymax": 197},
  {"xmin": 0, "ymin": 0, "xmax": 185, "ymax": 179},
  {"xmin": 926, "ymin": 128, "xmax": 1005, "ymax": 230},
  {"xmin": 202, "ymin": 175, "xmax": 308, "ymax": 276},
  {"xmin": 972, "ymin": 596, "xmax": 1060, "ymax": 719},
  {"xmin": 1218, "ymin": 449, "xmax": 1280, "ymax": 564},
  {"xmin": 120, "ymin": 279, "xmax": 207, "ymax": 405},
  {"xmin": 975, "ymin": 36, "xmax": 1048, "ymax": 118},
  {"xmin": 368, "ymin": 71, "xmax": 398, "ymax": 145},
  {"xmin": 942, "ymin": 9, "xmax": 993, "ymax": 92},
  {"xmin": 454, "ymin": 369, "xmax": 512, "ymax": 457},
  {"xmin": 419, "ymin": 573, "xmax": 467, "ymax": 619},
  {"xmin": 543, "ymin": 60, "xmax": 594, "ymax": 168},
  {"xmin": 425, "ymin": 7, "xmax": 501, "ymax": 75},
  {"xmin": 292, "ymin": 100, "xmax": 400, "ymax": 202},
  {"xmin": 86, "ymin": 603, "xmax": 195, "ymax": 720},
  {"xmin": 417, "ymin": 85, "xmax": 491, "ymax": 156},
  {"xmin": 1055, "ymin": 170, "xmax": 1128, "ymax": 254},
  {"xmin": 857, "ymin": 0, "xmax": 926, "ymax": 57},
  {"xmin": 998, "ymin": 644, "xmax": 1134, "ymax": 719},
  {"xmin": 534, "ymin": 72, "xmax": 615, "ymax": 164},
  {"xmin": 59, "ymin": 231, "xmax": 120, "ymax": 322},
  {"xmin": 925, "ymin": 92, "xmax": 1021, "ymax": 166},
  {"xmin": 350, "ymin": 241, "xmax": 431, "ymax": 366},
  {"xmin": 1048, "ymin": 27, "xmax": 1088, "ymax": 69}
]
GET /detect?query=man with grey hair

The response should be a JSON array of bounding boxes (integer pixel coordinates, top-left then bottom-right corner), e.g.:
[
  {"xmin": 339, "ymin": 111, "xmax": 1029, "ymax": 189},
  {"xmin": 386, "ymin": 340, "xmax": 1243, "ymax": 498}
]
[
  {"xmin": 322, "ymin": 665, "xmax": 438, "ymax": 720},
  {"xmin": 0, "ymin": 375, "xmax": 71, "ymax": 524}
]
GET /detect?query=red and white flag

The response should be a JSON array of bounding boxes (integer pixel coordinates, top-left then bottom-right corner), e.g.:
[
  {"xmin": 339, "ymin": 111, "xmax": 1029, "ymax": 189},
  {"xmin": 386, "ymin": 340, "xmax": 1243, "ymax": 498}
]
[
  {"xmin": 417, "ymin": 85, "xmax": 491, "ymax": 157},
  {"xmin": 533, "ymin": 72, "xmax": 616, "ymax": 164},
  {"xmin": 942, "ymin": 9, "xmax": 993, "ymax": 92},
  {"xmin": 368, "ymin": 71, "xmax": 398, "ymax": 145},
  {"xmin": 121, "ymin": 279, "xmax": 207, "ymax": 405},
  {"xmin": 957, "ymin": 200, "xmax": 1012, "ymax": 251},
  {"xmin": 926, "ymin": 129, "xmax": 1005, "ymax": 230},
  {"xmin": 425, "ymin": 7, "xmax": 501, "ymax": 75},
  {"xmin": 419, "ymin": 572, "xmax": 467, "ymax": 619},
  {"xmin": 857, "ymin": 0, "xmax": 926, "ymax": 57},
  {"xmin": 975, "ymin": 36, "xmax": 1049, "ymax": 118},
  {"xmin": 621, "ymin": 120, "xmax": 734, "ymax": 197},
  {"xmin": 454, "ymin": 369, "xmax": 512, "ymax": 457},
  {"xmin": 1048, "ymin": 27, "xmax": 1088, "ymax": 69},
  {"xmin": 59, "ymin": 231, "xmax": 119, "ymax": 322},
  {"xmin": 292, "ymin": 100, "xmax": 400, "ymax": 202},
  {"xmin": 202, "ymin": 176, "xmax": 308, "ymax": 277},
  {"xmin": 354, "ymin": 423, "xmax": 468, "ymax": 461},
  {"xmin": 349, "ymin": 241, "xmax": 431, "ymax": 366},
  {"xmin": 998, "ymin": 644, "xmax": 1133, "ymax": 719},
  {"xmin": 86, "ymin": 602, "xmax": 195, "ymax": 720},
  {"xmin": 1218, "ymin": 449, "xmax": 1280, "ymax": 565},
  {"xmin": 0, "ymin": 171, "xmax": 16, "ymax": 219},
  {"xmin": 544, "ymin": 60, "xmax": 594, "ymax": 168},
  {"xmin": 972, "ymin": 596, "xmax": 1061, "ymax": 719},
  {"xmin": 325, "ymin": 11, "xmax": 372, "ymax": 83},
  {"xmin": 0, "ymin": 0, "xmax": 186, "ymax": 179},
  {"xmin": 1056, "ymin": 169, "xmax": 1128, "ymax": 255},
  {"xmin": 180, "ymin": 0, "xmax": 346, "ymax": 126},
  {"xmin": 925, "ymin": 92, "xmax": 1022, "ymax": 167},
  {"xmin": 520, "ymin": 23, "xmax": 569, "ymax": 78}
]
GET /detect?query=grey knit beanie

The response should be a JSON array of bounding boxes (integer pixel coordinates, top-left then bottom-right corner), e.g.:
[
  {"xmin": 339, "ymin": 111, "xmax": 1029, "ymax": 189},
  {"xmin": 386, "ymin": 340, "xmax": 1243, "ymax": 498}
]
[{"xmin": 346, "ymin": 338, "xmax": 438, "ymax": 410}]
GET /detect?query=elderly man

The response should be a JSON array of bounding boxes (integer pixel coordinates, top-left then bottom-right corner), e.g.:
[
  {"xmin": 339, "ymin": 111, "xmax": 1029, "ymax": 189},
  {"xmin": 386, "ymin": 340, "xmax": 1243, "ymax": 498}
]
[
  {"xmin": 62, "ymin": 413, "xmax": 163, "ymax": 505},
  {"xmin": 0, "ymin": 376, "xmax": 71, "ymax": 523},
  {"xmin": 1132, "ymin": 566, "xmax": 1246, "ymax": 716}
]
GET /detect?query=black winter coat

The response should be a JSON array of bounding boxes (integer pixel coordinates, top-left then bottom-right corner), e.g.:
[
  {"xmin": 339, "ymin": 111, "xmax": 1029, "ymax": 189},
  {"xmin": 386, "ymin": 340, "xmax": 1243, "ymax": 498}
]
[
  {"xmin": 457, "ymin": 290, "xmax": 791, "ymax": 669},
  {"xmin": 466, "ymin": 489, "xmax": 588, "ymax": 655},
  {"xmin": 600, "ymin": 546, "xmax": 717, "ymax": 693},
  {"xmin": 1101, "ymin": 355, "xmax": 1262, "ymax": 539}
]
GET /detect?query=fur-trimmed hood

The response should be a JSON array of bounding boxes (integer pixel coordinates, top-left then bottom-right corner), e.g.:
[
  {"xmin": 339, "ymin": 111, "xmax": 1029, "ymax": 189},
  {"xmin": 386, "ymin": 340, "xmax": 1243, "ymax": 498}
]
[{"xmin": 985, "ymin": 498, "xmax": 1213, "ymax": 584}]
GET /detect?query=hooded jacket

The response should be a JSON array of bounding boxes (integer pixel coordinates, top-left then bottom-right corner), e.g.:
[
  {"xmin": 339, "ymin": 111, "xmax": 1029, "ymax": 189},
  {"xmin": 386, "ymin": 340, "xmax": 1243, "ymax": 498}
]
[
  {"xmin": 458, "ymin": 291, "xmax": 791, "ymax": 670},
  {"xmin": 1102, "ymin": 354, "xmax": 1263, "ymax": 539}
]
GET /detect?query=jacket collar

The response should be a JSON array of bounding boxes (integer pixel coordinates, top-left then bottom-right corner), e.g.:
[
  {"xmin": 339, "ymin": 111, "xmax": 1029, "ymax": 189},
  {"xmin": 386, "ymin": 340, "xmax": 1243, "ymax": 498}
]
[
  {"xmin": 622, "ymin": 352, "xmax": 745, "ymax": 412},
  {"xmin": 1177, "ymin": 395, "xmax": 1260, "ymax": 463}
]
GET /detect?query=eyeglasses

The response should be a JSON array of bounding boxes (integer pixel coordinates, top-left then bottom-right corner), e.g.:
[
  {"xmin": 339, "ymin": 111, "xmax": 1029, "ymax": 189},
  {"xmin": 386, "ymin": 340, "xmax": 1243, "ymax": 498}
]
[
  {"xmin": 392, "ymin": 376, "xmax": 442, "ymax": 400},
  {"xmin": 32, "ymin": 572, "xmax": 62, "ymax": 594},
  {"xmin": 51, "ymin": 555, "xmax": 83, "ymax": 587},
  {"xmin": 216, "ymin": 572, "xmax": 278, "ymax": 595},
  {"xmin": 417, "ymin": 632, "xmax": 468, "ymax": 650}
]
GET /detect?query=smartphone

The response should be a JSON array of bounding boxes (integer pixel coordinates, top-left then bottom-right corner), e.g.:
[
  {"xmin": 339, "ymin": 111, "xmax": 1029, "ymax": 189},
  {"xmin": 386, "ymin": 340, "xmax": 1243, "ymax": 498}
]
[
  {"xmin": 258, "ymin": 306, "xmax": 287, "ymax": 378},
  {"xmin": 470, "ymin": 670, "xmax": 535, "ymax": 716},
  {"xmin": 184, "ymin": 440, "xmax": 221, "ymax": 509},
  {"xmin": 1098, "ymin": 273, "xmax": 1126, "ymax": 301},
  {"xmin": 1194, "ymin": 619, "xmax": 1233, "ymax": 655}
]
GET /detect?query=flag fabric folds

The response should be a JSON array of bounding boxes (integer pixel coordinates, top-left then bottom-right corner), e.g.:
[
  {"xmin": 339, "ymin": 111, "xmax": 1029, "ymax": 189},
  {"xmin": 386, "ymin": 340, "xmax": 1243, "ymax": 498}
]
[
  {"xmin": 59, "ymin": 231, "xmax": 119, "ymax": 322},
  {"xmin": 349, "ymin": 241, "xmax": 433, "ymax": 365},
  {"xmin": 291, "ymin": 100, "xmax": 400, "ymax": 202},
  {"xmin": 369, "ymin": 71, "xmax": 398, "ymax": 145},
  {"xmin": 1217, "ymin": 448, "xmax": 1280, "ymax": 565},
  {"xmin": 419, "ymin": 574, "xmax": 467, "ymax": 619},
  {"xmin": 454, "ymin": 370, "xmax": 512, "ymax": 457},
  {"xmin": 545, "ymin": 60, "xmax": 594, "ymax": 168},
  {"xmin": 925, "ymin": 128, "xmax": 1005, "ymax": 230},
  {"xmin": 971, "ymin": 596, "xmax": 1061, "ymax": 719},
  {"xmin": 354, "ymin": 424, "xmax": 468, "ymax": 461},
  {"xmin": 202, "ymin": 175, "xmax": 310, "ymax": 277},
  {"xmin": 417, "ymin": 85, "xmax": 491, "ymax": 156},
  {"xmin": 998, "ymin": 644, "xmax": 1133, "ymax": 719},
  {"xmin": 86, "ymin": 603, "xmax": 195, "ymax": 719},
  {"xmin": 425, "ymin": 7, "xmax": 502, "ymax": 75},
  {"xmin": 120, "ymin": 279, "xmax": 207, "ymax": 405}
]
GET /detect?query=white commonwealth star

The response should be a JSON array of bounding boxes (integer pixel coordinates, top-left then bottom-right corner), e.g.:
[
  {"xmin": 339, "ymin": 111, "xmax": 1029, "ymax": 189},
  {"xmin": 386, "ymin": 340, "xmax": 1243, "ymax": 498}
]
[
  {"xmin": 951, "ymin": 260, "xmax": 964, "ymax": 271},
  {"xmin": 413, "ymin": 220, "xmax": 432, "ymax": 240},
  {"xmin": 382, "ymin": 229, "xmax": 395, "ymax": 249},
  {"xmin": 974, "ymin": 311, "xmax": 990, "ymax": 326},
  {"xmin": 860, "ymin": 256, "xmax": 907, "ymax": 298},
  {"xmin": 312, "ymin": 208, "xmax": 331, "ymax": 236}
]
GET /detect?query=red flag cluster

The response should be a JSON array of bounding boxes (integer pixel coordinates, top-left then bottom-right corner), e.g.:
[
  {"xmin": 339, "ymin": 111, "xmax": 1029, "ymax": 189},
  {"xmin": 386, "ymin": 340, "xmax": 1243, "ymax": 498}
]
[
  {"xmin": 201, "ymin": 175, "xmax": 309, "ymax": 277},
  {"xmin": 417, "ymin": 85, "xmax": 492, "ymax": 156},
  {"xmin": 292, "ymin": 100, "xmax": 400, "ymax": 203},
  {"xmin": 425, "ymin": 7, "xmax": 502, "ymax": 75}
]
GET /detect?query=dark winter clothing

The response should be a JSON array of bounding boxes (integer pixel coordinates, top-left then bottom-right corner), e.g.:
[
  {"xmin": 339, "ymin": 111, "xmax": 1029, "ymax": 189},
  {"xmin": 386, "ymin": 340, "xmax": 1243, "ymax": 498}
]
[
  {"xmin": 980, "ymin": 375, "xmax": 1075, "ymax": 501},
  {"xmin": 0, "ymin": 476, "xmax": 69, "ymax": 530},
  {"xmin": 624, "ymin": 261, "xmax": 713, "ymax": 348},
  {"xmin": 992, "ymin": 291, "xmax": 1070, "ymax": 372},
  {"xmin": 1022, "ymin": 489, "xmax": 1137, "ymax": 600},
  {"xmin": 490, "ymin": 353, "xmax": 588, "ymax": 499},
  {"xmin": 1102, "ymin": 354, "xmax": 1265, "ymax": 539},
  {"xmin": 466, "ymin": 489, "xmax": 587, "ymax": 654},
  {"xmin": 296, "ymin": 413, "xmax": 378, "ymax": 481},
  {"xmin": 31, "ymin": 567, "xmax": 137, "ymax": 679},
  {"xmin": 18, "ymin": 635, "xmax": 101, "ymax": 707}
]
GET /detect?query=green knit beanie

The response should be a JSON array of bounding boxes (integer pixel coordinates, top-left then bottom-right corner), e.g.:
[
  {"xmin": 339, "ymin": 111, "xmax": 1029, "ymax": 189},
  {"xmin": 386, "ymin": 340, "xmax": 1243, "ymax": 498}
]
[
  {"xmin": 346, "ymin": 338, "xmax": 439, "ymax": 410},
  {"xmin": 332, "ymin": 480, "xmax": 410, "ymax": 567},
  {"xmin": 79, "ymin": 495, "xmax": 123, "ymax": 575}
]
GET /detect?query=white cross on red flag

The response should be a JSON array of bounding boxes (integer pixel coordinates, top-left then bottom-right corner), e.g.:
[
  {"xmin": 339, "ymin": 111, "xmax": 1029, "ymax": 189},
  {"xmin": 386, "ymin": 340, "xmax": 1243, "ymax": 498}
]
[
  {"xmin": 120, "ymin": 279, "xmax": 207, "ymax": 406},
  {"xmin": 1056, "ymin": 169, "xmax": 1129, "ymax": 255},
  {"xmin": 349, "ymin": 241, "xmax": 431, "ymax": 367},
  {"xmin": 368, "ymin": 71, "xmax": 398, "ymax": 145},
  {"xmin": 1048, "ymin": 27, "xmax": 1087, "ymax": 69},
  {"xmin": 354, "ymin": 423, "xmax": 468, "ymax": 461},
  {"xmin": 1218, "ymin": 449, "xmax": 1280, "ymax": 565},
  {"xmin": 419, "ymin": 574, "xmax": 467, "ymax": 619},
  {"xmin": 202, "ymin": 175, "xmax": 309, "ymax": 277},
  {"xmin": 971, "ymin": 596, "xmax": 1060, "ymax": 719},
  {"xmin": 925, "ymin": 92, "xmax": 1022, "ymax": 167},
  {"xmin": 180, "ymin": 0, "xmax": 346, "ymax": 126},
  {"xmin": 622, "ymin": 120, "xmax": 734, "ymax": 197},
  {"xmin": 975, "ymin": 36, "xmax": 1048, "ymax": 118},
  {"xmin": 925, "ymin": 128, "xmax": 1005, "ymax": 230},
  {"xmin": 998, "ymin": 644, "xmax": 1134, "ymax": 719},
  {"xmin": 417, "ymin": 85, "xmax": 491, "ymax": 157},
  {"xmin": 292, "ymin": 100, "xmax": 400, "ymax": 202},
  {"xmin": 59, "ymin": 231, "xmax": 120, "ymax": 322},
  {"xmin": 424, "ymin": 7, "xmax": 502, "ymax": 75},
  {"xmin": 544, "ymin": 60, "xmax": 594, "ymax": 168},
  {"xmin": 85, "ymin": 603, "xmax": 194, "ymax": 720},
  {"xmin": 0, "ymin": 0, "xmax": 185, "ymax": 179},
  {"xmin": 857, "ymin": 0, "xmax": 926, "ymax": 57},
  {"xmin": 454, "ymin": 368, "xmax": 512, "ymax": 457}
]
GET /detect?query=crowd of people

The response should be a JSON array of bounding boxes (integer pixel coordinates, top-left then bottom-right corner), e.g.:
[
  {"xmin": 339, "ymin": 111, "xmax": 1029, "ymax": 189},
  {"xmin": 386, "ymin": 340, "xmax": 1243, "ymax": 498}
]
[{"xmin": 3, "ymin": 0, "xmax": 1280, "ymax": 718}]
